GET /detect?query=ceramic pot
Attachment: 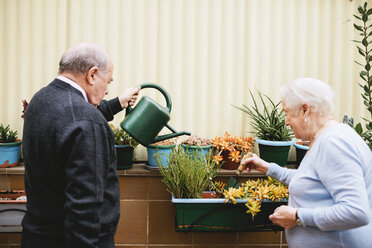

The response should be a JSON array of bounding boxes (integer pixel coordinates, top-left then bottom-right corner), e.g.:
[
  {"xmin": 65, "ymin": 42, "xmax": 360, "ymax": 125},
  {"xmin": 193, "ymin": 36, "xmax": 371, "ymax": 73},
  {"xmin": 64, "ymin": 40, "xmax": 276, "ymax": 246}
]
[
  {"xmin": 256, "ymin": 139, "xmax": 293, "ymax": 167},
  {"xmin": 294, "ymin": 141, "xmax": 310, "ymax": 167},
  {"xmin": 0, "ymin": 140, "xmax": 22, "ymax": 168},
  {"xmin": 147, "ymin": 144, "xmax": 176, "ymax": 167},
  {"xmin": 115, "ymin": 145, "xmax": 134, "ymax": 170},
  {"xmin": 220, "ymin": 150, "xmax": 240, "ymax": 170}
]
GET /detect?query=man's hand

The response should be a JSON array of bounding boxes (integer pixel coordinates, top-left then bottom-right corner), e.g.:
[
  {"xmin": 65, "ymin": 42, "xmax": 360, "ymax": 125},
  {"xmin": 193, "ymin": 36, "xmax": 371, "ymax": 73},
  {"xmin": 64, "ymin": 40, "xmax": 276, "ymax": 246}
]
[{"xmin": 118, "ymin": 86, "xmax": 141, "ymax": 109}]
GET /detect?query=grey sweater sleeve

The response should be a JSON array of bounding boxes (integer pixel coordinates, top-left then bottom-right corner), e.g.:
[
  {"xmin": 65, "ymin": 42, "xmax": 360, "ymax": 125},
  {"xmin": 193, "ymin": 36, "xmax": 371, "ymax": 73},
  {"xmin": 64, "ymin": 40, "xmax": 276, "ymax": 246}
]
[{"xmin": 97, "ymin": 97, "xmax": 123, "ymax": 121}]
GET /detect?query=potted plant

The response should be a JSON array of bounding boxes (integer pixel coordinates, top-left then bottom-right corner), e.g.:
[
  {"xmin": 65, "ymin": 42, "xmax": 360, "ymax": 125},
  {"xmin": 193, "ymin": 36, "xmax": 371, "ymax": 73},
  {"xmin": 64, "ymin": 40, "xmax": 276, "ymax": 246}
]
[
  {"xmin": 211, "ymin": 132, "xmax": 255, "ymax": 170},
  {"xmin": 234, "ymin": 90, "xmax": 293, "ymax": 166},
  {"xmin": 181, "ymin": 135, "xmax": 212, "ymax": 160},
  {"xmin": 0, "ymin": 124, "xmax": 22, "ymax": 168},
  {"xmin": 147, "ymin": 138, "xmax": 178, "ymax": 168},
  {"xmin": 110, "ymin": 124, "xmax": 139, "ymax": 170},
  {"xmin": 293, "ymin": 141, "xmax": 310, "ymax": 167},
  {"xmin": 348, "ymin": 2, "xmax": 372, "ymax": 150},
  {"xmin": 171, "ymin": 176, "xmax": 288, "ymax": 232},
  {"xmin": 156, "ymin": 146, "xmax": 220, "ymax": 199}
]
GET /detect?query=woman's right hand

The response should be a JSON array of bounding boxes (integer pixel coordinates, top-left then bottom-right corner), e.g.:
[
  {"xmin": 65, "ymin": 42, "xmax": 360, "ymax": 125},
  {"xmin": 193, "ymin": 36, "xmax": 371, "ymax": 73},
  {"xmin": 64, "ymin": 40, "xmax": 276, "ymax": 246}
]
[{"xmin": 240, "ymin": 153, "xmax": 270, "ymax": 174}]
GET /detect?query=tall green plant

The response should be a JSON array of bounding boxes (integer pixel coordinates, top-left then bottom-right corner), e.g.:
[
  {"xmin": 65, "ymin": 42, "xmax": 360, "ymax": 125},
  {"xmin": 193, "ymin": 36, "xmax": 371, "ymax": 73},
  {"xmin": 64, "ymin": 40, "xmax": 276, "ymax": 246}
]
[
  {"xmin": 352, "ymin": 2, "xmax": 372, "ymax": 149},
  {"xmin": 156, "ymin": 147, "xmax": 220, "ymax": 199},
  {"xmin": 234, "ymin": 90, "xmax": 292, "ymax": 141}
]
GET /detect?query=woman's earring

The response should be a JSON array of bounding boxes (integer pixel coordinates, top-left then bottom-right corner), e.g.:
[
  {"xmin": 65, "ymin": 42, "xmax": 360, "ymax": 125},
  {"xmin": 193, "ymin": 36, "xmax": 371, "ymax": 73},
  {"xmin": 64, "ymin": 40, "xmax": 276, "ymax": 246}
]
[{"xmin": 304, "ymin": 118, "xmax": 307, "ymax": 122}]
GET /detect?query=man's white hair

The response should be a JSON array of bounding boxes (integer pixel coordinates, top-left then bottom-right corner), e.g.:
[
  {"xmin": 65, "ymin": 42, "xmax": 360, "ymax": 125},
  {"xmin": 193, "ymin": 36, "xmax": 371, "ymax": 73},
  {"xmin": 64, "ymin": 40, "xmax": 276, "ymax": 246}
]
[
  {"xmin": 279, "ymin": 78, "xmax": 335, "ymax": 116},
  {"xmin": 58, "ymin": 42, "xmax": 109, "ymax": 75}
]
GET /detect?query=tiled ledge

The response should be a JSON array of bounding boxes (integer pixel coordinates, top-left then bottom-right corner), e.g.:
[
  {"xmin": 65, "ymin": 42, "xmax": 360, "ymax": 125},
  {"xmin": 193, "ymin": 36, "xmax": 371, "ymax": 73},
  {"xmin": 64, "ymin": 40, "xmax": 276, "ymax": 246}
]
[{"xmin": 1, "ymin": 162, "xmax": 267, "ymax": 177}]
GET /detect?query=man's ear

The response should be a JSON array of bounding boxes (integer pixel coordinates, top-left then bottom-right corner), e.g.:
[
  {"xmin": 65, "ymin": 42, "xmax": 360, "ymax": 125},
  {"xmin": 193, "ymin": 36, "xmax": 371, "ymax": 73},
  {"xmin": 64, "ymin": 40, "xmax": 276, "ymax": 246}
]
[{"xmin": 86, "ymin": 66, "xmax": 99, "ymax": 85}]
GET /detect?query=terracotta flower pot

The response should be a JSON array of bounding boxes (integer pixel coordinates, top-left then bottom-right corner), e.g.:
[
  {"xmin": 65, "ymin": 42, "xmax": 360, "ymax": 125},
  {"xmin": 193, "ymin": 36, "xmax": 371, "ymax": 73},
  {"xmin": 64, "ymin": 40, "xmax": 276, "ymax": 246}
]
[
  {"xmin": 221, "ymin": 150, "xmax": 240, "ymax": 170},
  {"xmin": 201, "ymin": 191, "xmax": 222, "ymax": 199}
]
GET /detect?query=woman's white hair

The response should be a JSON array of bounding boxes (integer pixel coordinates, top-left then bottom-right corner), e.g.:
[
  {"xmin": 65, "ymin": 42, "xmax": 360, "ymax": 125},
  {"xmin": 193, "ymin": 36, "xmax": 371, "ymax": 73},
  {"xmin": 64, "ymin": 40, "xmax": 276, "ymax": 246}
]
[
  {"xmin": 58, "ymin": 42, "xmax": 109, "ymax": 75},
  {"xmin": 279, "ymin": 78, "xmax": 335, "ymax": 116}
]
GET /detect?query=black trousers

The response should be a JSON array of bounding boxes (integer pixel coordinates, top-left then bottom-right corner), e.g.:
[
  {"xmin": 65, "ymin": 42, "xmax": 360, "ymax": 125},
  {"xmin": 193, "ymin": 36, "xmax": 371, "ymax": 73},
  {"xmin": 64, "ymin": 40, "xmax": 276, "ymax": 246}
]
[{"xmin": 21, "ymin": 230, "xmax": 115, "ymax": 248}]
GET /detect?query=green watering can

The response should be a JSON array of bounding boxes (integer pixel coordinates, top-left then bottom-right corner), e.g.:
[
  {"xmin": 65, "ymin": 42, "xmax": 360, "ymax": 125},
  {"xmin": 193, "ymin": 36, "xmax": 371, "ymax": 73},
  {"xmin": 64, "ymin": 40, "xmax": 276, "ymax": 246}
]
[{"xmin": 120, "ymin": 83, "xmax": 191, "ymax": 147}]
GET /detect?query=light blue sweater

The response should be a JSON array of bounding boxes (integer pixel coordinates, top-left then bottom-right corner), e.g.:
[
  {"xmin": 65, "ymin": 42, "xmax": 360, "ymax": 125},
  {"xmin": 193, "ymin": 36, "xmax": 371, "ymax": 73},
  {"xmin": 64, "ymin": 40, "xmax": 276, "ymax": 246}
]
[{"xmin": 267, "ymin": 123, "xmax": 372, "ymax": 248}]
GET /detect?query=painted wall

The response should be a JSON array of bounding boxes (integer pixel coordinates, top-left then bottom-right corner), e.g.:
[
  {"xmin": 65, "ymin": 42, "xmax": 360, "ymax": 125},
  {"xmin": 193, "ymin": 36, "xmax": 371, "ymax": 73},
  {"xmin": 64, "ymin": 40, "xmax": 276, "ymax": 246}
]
[{"xmin": 1, "ymin": 0, "xmax": 370, "ymax": 159}]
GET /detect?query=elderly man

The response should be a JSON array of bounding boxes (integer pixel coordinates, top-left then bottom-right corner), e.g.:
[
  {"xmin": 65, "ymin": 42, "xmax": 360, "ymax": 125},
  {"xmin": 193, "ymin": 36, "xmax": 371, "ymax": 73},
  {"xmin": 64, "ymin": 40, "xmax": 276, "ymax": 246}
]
[{"xmin": 21, "ymin": 43, "xmax": 140, "ymax": 248}]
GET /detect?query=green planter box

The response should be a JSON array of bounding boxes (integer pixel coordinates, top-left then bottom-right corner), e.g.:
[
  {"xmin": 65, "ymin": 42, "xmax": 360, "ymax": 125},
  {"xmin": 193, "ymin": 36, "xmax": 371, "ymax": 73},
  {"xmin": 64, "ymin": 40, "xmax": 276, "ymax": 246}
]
[{"xmin": 172, "ymin": 196, "xmax": 287, "ymax": 232}]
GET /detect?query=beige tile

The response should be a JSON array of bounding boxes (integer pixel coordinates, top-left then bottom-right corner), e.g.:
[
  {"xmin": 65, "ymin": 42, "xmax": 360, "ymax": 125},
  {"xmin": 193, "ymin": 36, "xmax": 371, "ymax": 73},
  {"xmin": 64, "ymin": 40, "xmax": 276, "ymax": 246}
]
[
  {"xmin": 282, "ymin": 231, "xmax": 287, "ymax": 244},
  {"xmin": 119, "ymin": 177, "xmax": 148, "ymax": 200},
  {"xmin": 0, "ymin": 233, "xmax": 9, "ymax": 244},
  {"xmin": 149, "ymin": 246, "xmax": 191, "ymax": 248},
  {"xmin": 238, "ymin": 231, "xmax": 281, "ymax": 244},
  {"xmin": 9, "ymin": 233, "xmax": 21, "ymax": 244},
  {"xmin": 238, "ymin": 246, "xmax": 280, "ymax": 248},
  {"xmin": 193, "ymin": 232, "xmax": 237, "ymax": 244},
  {"xmin": 114, "ymin": 201, "xmax": 148, "ymax": 244},
  {"xmin": 10, "ymin": 175, "xmax": 24, "ymax": 190},
  {"xmin": 147, "ymin": 177, "xmax": 171, "ymax": 200},
  {"xmin": 194, "ymin": 246, "xmax": 236, "ymax": 248},
  {"xmin": 148, "ymin": 201, "xmax": 192, "ymax": 244},
  {"xmin": 0, "ymin": 175, "xmax": 10, "ymax": 190},
  {"xmin": 116, "ymin": 246, "xmax": 146, "ymax": 248}
]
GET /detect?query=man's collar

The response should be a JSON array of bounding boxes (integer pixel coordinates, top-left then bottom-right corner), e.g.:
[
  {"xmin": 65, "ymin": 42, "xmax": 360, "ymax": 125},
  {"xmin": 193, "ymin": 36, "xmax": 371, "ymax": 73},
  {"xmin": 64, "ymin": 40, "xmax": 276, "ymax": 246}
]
[{"xmin": 56, "ymin": 75, "xmax": 88, "ymax": 102}]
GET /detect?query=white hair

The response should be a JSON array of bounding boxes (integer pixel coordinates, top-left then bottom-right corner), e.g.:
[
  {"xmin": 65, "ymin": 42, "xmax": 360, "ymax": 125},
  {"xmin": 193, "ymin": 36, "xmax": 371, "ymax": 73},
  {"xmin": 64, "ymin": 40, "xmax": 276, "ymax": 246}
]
[
  {"xmin": 279, "ymin": 78, "xmax": 335, "ymax": 116},
  {"xmin": 58, "ymin": 42, "xmax": 109, "ymax": 75}
]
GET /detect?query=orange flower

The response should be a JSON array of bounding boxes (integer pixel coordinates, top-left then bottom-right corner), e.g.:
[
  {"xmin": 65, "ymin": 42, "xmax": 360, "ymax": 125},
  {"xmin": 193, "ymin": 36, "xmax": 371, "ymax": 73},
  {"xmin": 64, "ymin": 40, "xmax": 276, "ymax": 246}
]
[
  {"xmin": 228, "ymin": 150, "xmax": 241, "ymax": 162},
  {"xmin": 212, "ymin": 132, "xmax": 255, "ymax": 163},
  {"xmin": 212, "ymin": 154, "xmax": 223, "ymax": 165}
]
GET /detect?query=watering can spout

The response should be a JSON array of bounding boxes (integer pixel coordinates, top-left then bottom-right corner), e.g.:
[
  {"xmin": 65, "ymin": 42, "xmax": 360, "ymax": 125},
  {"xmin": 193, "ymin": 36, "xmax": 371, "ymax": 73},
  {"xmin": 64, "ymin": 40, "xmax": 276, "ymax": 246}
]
[{"xmin": 152, "ymin": 125, "xmax": 191, "ymax": 144}]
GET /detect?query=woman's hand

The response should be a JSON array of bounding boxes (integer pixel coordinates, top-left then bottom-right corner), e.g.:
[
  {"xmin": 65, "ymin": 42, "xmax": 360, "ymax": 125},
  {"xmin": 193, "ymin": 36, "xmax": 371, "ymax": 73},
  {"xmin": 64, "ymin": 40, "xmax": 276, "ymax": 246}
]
[
  {"xmin": 269, "ymin": 205, "xmax": 297, "ymax": 229},
  {"xmin": 240, "ymin": 153, "xmax": 270, "ymax": 174}
]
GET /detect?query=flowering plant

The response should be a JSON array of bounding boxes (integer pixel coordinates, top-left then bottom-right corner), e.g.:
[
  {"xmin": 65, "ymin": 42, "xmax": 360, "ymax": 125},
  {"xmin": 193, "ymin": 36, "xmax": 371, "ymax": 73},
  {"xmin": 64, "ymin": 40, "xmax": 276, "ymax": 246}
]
[
  {"xmin": 181, "ymin": 135, "xmax": 211, "ymax": 146},
  {"xmin": 211, "ymin": 132, "xmax": 254, "ymax": 165}
]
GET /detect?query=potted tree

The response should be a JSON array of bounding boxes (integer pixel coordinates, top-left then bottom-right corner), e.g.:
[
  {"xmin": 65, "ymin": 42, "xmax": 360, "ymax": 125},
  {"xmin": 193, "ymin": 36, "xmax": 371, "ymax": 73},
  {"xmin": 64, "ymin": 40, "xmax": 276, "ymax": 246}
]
[
  {"xmin": 110, "ymin": 124, "xmax": 139, "ymax": 170},
  {"xmin": 234, "ymin": 90, "xmax": 293, "ymax": 166},
  {"xmin": 0, "ymin": 124, "xmax": 22, "ymax": 168},
  {"xmin": 211, "ymin": 132, "xmax": 255, "ymax": 170}
]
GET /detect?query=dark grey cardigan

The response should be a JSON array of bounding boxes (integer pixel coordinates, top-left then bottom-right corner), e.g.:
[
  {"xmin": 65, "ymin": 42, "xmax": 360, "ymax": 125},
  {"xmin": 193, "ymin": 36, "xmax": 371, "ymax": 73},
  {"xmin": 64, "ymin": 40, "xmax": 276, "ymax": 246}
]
[{"xmin": 22, "ymin": 79, "xmax": 123, "ymax": 248}]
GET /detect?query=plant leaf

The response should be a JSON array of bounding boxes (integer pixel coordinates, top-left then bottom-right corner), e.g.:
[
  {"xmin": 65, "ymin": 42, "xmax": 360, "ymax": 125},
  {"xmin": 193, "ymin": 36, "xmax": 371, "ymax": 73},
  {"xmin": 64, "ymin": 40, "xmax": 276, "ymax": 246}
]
[
  {"xmin": 354, "ymin": 23, "xmax": 364, "ymax": 32},
  {"xmin": 355, "ymin": 123, "xmax": 363, "ymax": 135}
]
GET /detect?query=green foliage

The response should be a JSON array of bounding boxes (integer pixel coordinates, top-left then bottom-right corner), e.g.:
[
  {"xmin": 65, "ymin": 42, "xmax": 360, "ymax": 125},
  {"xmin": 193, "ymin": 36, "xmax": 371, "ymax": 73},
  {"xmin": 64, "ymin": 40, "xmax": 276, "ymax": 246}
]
[
  {"xmin": 156, "ymin": 146, "xmax": 220, "ymax": 199},
  {"xmin": 352, "ymin": 2, "xmax": 372, "ymax": 149},
  {"xmin": 0, "ymin": 124, "xmax": 18, "ymax": 143},
  {"xmin": 234, "ymin": 89, "xmax": 293, "ymax": 141},
  {"xmin": 110, "ymin": 124, "xmax": 139, "ymax": 148}
]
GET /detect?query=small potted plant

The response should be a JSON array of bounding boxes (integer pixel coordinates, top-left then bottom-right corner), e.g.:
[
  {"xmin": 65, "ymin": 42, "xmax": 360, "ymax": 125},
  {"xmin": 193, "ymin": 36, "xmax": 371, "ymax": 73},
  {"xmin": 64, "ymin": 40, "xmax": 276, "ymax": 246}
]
[
  {"xmin": 110, "ymin": 124, "xmax": 139, "ymax": 170},
  {"xmin": 293, "ymin": 140, "xmax": 310, "ymax": 167},
  {"xmin": 211, "ymin": 132, "xmax": 255, "ymax": 170},
  {"xmin": 147, "ymin": 138, "xmax": 178, "ymax": 168},
  {"xmin": 181, "ymin": 135, "xmax": 212, "ymax": 160},
  {"xmin": 234, "ymin": 89, "xmax": 293, "ymax": 166},
  {"xmin": 0, "ymin": 124, "xmax": 22, "ymax": 168},
  {"xmin": 156, "ymin": 146, "xmax": 221, "ymax": 198}
]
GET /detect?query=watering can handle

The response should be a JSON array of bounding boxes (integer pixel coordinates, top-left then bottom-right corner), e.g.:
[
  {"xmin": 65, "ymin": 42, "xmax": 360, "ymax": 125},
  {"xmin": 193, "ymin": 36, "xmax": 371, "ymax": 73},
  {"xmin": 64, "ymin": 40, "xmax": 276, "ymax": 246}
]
[{"xmin": 126, "ymin": 83, "xmax": 172, "ymax": 114}]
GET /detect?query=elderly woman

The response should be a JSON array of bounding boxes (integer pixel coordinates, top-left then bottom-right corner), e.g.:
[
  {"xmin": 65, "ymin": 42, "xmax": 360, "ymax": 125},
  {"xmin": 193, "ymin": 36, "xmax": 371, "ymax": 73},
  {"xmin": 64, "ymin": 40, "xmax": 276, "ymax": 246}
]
[{"xmin": 242, "ymin": 78, "xmax": 372, "ymax": 248}]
